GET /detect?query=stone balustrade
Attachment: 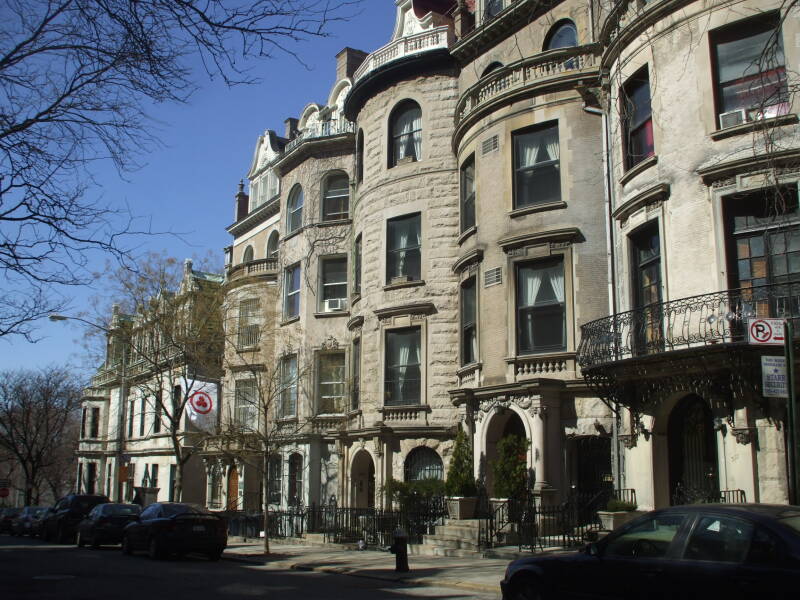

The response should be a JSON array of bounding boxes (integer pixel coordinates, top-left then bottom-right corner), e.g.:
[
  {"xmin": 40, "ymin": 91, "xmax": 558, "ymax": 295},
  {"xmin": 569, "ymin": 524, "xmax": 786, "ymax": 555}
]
[{"xmin": 352, "ymin": 26, "xmax": 453, "ymax": 83}]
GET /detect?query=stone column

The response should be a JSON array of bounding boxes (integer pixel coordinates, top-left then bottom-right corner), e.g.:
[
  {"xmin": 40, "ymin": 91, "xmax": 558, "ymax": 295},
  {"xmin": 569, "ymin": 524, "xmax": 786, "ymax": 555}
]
[{"xmin": 531, "ymin": 405, "xmax": 548, "ymax": 489}]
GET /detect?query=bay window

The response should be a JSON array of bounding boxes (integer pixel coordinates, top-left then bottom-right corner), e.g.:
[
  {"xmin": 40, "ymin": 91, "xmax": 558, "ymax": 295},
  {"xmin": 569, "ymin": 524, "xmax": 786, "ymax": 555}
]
[
  {"xmin": 513, "ymin": 123, "xmax": 561, "ymax": 208},
  {"xmin": 516, "ymin": 259, "xmax": 566, "ymax": 354},
  {"xmin": 385, "ymin": 327, "xmax": 421, "ymax": 406}
]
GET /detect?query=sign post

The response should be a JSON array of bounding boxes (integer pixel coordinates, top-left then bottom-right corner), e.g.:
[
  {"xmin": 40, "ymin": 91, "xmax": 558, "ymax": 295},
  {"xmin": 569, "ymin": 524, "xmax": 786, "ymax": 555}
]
[{"xmin": 786, "ymin": 320, "xmax": 799, "ymax": 505}]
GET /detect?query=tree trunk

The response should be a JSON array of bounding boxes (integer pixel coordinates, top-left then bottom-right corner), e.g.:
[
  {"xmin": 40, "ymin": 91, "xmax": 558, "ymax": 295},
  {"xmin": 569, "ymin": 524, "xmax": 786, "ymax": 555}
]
[{"xmin": 262, "ymin": 454, "xmax": 270, "ymax": 554}]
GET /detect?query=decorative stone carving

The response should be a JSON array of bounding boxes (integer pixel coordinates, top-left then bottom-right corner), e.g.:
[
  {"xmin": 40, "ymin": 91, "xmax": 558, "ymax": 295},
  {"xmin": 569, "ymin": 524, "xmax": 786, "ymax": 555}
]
[
  {"xmin": 618, "ymin": 433, "xmax": 638, "ymax": 449},
  {"xmin": 732, "ymin": 428, "xmax": 754, "ymax": 445}
]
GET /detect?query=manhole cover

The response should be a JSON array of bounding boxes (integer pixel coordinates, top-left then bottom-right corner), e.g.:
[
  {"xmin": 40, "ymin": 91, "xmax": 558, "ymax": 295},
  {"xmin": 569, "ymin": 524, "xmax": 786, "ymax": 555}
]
[{"xmin": 33, "ymin": 575, "xmax": 76, "ymax": 581}]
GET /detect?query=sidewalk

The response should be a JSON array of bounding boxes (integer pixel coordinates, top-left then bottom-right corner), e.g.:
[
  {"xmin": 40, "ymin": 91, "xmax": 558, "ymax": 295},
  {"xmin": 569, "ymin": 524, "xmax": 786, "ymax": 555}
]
[{"xmin": 222, "ymin": 539, "xmax": 511, "ymax": 594}]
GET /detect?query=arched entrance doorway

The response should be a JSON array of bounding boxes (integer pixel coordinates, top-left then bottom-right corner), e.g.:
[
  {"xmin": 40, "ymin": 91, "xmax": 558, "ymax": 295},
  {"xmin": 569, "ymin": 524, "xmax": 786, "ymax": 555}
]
[
  {"xmin": 226, "ymin": 465, "xmax": 239, "ymax": 510},
  {"xmin": 668, "ymin": 395, "xmax": 719, "ymax": 505},
  {"xmin": 484, "ymin": 409, "xmax": 526, "ymax": 496},
  {"xmin": 350, "ymin": 450, "xmax": 375, "ymax": 508}
]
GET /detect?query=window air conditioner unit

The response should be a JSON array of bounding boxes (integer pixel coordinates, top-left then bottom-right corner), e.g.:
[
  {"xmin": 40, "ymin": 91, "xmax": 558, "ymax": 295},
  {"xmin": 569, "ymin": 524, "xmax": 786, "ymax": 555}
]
[
  {"xmin": 718, "ymin": 109, "xmax": 746, "ymax": 130},
  {"xmin": 324, "ymin": 298, "xmax": 346, "ymax": 312}
]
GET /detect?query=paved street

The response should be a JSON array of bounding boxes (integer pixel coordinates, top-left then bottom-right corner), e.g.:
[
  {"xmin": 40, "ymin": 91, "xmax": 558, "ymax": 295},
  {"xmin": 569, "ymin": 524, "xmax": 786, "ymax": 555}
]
[{"xmin": 0, "ymin": 535, "xmax": 501, "ymax": 600}]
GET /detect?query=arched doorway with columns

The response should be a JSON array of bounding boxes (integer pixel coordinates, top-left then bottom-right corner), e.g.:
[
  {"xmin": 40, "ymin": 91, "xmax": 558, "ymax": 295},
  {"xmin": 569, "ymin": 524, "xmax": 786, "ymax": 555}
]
[
  {"xmin": 480, "ymin": 406, "xmax": 529, "ymax": 497},
  {"xmin": 350, "ymin": 449, "xmax": 375, "ymax": 508}
]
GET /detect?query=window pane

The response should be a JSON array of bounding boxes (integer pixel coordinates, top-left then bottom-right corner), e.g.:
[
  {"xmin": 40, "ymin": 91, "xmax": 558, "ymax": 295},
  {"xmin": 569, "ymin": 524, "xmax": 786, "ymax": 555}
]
[
  {"xmin": 605, "ymin": 513, "xmax": 687, "ymax": 558},
  {"xmin": 462, "ymin": 279, "xmax": 477, "ymax": 365},
  {"xmin": 318, "ymin": 353, "xmax": 345, "ymax": 414},
  {"xmin": 322, "ymin": 257, "xmax": 347, "ymax": 301},
  {"xmin": 387, "ymin": 214, "xmax": 421, "ymax": 282},
  {"xmin": 461, "ymin": 157, "xmax": 475, "ymax": 231},
  {"xmin": 323, "ymin": 174, "xmax": 349, "ymax": 221},
  {"xmin": 385, "ymin": 328, "xmax": 421, "ymax": 406},
  {"xmin": 391, "ymin": 103, "xmax": 422, "ymax": 165},
  {"xmin": 514, "ymin": 125, "xmax": 560, "ymax": 207},
  {"xmin": 280, "ymin": 355, "xmax": 297, "ymax": 417},
  {"xmin": 546, "ymin": 22, "xmax": 577, "ymax": 50},
  {"xmin": 517, "ymin": 261, "xmax": 566, "ymax": 354},
  {"xmin": 684, "ymin": 516, "xmax": 753, "ymax": 563}
]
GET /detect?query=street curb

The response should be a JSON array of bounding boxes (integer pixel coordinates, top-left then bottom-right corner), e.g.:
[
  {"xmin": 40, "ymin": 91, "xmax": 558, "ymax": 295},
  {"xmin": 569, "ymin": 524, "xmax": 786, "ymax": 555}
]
[{"xmin": 221, "ymin": 553, "xmax": 498, "ymax": 594}]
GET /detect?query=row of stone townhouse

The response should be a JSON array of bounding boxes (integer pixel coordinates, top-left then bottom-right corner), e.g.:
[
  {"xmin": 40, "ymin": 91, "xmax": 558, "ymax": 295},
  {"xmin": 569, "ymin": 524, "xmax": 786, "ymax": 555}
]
[{"xmin": 77, "ymin": 0, "xmax": 800, "ymax": 515}]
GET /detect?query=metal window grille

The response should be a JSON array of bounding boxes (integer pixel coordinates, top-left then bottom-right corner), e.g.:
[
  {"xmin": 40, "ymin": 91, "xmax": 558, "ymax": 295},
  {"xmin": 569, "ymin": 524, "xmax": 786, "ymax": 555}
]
[{"xmin": 237, "ymin": 298, "xmax": 261, "ymax": 348}]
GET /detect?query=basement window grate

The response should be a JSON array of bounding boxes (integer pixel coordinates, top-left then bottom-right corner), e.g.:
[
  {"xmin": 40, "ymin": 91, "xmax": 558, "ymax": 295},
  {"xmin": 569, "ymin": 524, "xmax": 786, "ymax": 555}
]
[{"xmin": 484, "ymin": 267, "xmax": 502, "ymax": 287}]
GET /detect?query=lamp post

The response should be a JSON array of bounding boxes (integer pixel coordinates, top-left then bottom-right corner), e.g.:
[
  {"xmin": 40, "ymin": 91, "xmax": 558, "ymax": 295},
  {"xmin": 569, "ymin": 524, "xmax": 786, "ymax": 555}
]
[{"xmin": 49, "ymin": 313, "xmax": 129, "ymax": 502}]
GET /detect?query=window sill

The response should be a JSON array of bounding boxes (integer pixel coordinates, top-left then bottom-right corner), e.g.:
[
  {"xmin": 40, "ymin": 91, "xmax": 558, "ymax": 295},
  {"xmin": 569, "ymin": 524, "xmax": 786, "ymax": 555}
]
[
  {"xmin": 619, "ymin": 155, "xmax": 657, "ymax": 186},
  {"xmin": 314, "ymin": 310, "xmax": 350, "ymax": 319},
  {"xmin": 383, "ymin": 279, "xmax": 425, "ymax": 292},
  {"xmin": 710, "ymin": 113, "xmax": 799, "ymax": 141},
  {"xmin": 316, "ymin": 218, "xmax": 352, "ymax": 228},
  {"xmin": 379, "ymin": 404, "xmax": 431, "ymax": 413},
  {"xmin": 509, "ymin": 201, "xmax": 567, "ymax": 218},
  {"xmin": 235, "ymin": 345, "xmax": 260, "ymax": 353},
  {"xmin": 347, "ymin": 408, "xmax": 362, "ymax": 418},
  {"xmin": 278, "ymin": 416, "xmax": 298, "ymax": 423},
  {"xmin": 280, "ymin": 316, "xmax": 300, "ymax": 327},
  {"xmin": 458, "ymin": 226, "xmax": 477, "ymax": 245},
  {"xmin": 283, "ymin": 228, "xmax": 303, "ymax": 243}
]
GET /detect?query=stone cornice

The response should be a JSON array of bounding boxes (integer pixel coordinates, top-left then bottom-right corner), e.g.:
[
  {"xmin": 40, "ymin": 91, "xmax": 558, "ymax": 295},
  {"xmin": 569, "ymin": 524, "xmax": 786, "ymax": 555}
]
[
  {"xmin": 452, "ymin": 248, "xmax": 484, "ymax": 273},
  {"xmin": 373, "ymin": 302, "xmax": 437, "ymax": 320},
  {"xmin": 498, "ymin": 227, "xmax": 583, "ymax": 252},
  {"xmin": 226, "ymin": 196, "xmax": 280, "ymax": 238},
  {"xmin": 697, "ymin": 149, "xmax": 800, "ymax": 184},
  {"xmin": 612, "ymin": 183, "xmax": 670, "ymax": 221}
]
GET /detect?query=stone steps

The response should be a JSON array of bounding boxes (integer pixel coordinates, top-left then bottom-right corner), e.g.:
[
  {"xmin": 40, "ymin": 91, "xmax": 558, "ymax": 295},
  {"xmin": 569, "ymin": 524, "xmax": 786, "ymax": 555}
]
[
  {"xmin": 408, "ymin": 544, "xmax": 482, "ymax": 558},
  {"xmin": 409, "ymin": 518, "xmax": 484, "ymax": 557}
]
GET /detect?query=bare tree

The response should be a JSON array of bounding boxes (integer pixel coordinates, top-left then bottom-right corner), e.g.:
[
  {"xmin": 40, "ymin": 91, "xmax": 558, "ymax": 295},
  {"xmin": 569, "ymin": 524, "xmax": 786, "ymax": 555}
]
[
  {"xmin": 0, "ymin": 0, "xmax": 362, "ymax": 340},
  {"xmin": 94, "ymin": 251, "xmax": 225, "ymax": 501},
  {"xmin": 0, "ymin": 367, "xmax": 82, "ymax": 505}
]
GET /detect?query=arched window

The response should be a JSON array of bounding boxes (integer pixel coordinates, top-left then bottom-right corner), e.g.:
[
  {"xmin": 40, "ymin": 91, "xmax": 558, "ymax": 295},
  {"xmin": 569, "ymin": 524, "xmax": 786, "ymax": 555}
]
[
  {"xmin": 544, "ymin": 20, "xmax": 578, "ymax": 51},
  {"xmin": 267, "ymin": 231, "xmax": 279, "ymax": 259},
  {"xmin": 404, "ymin": 447, "xmax": 444, "ymax": 481},
  {"xmin": 481, "ymin": 61, "xmax": 504, "ymax": 77},
  {"xmin": 356, "ymin": 129, "xmax": 364, "ymax": 183},
  {"xmin": 288, "ymin": 453, "xmax": 303, "ymax": 506},
  {"xmin": 287, "ymin": 185, "xmax": 303, "ymax": 233},
  {"xmin": 322, "ymin": 172, "xmax": 350, "ymax": 221},
  {"xmin": 243, "ymin": 245, "xmax": 254, "ymax": 263},
  {"xmin": 389, "ymin": 101, "xmax": 422, "ymax": 167}
]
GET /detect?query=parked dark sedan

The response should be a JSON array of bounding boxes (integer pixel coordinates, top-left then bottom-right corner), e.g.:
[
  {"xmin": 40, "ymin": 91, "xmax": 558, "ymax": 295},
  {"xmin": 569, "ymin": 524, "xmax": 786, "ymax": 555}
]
[
  {"xmin": 41, "ymin": 494, "xmax": 110, "ymax": 543},
  {"xmin": 77, "ymin": 503, "xmax": 141, "ymax": 548},
  {"xmin": 122, "ymin": 502, "xmax": 227, "ymax": 560},
  {"xmin": 10, "ymin": 506, "xmax": 47, "ymax": 536},
  {"xmin": 501, "ymin": 504, "xmax": 800, "ymax": 600},
  {"xmin": 0, "ymin": 507, "xmax": 21, "ymax": 533}
]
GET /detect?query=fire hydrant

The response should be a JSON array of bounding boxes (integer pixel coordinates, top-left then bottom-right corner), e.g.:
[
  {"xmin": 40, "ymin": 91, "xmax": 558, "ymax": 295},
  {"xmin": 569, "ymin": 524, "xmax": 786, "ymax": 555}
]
[{"xmin": 390, "ymin": 527, "xmax": 409, "ymax": 572}]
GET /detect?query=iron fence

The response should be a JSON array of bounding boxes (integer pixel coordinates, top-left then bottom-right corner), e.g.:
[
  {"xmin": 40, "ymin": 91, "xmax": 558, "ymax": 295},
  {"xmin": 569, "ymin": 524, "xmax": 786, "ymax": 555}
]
[{"xmin": 577, "ymin": 282, "xmax": 800, "ymax": 369}]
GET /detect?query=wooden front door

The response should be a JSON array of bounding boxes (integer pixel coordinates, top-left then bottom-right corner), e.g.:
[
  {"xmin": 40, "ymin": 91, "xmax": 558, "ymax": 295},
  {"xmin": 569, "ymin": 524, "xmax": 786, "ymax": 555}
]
[{"xmin": 227, "ymin": 465, "xmax": 239, "ymax": 510}]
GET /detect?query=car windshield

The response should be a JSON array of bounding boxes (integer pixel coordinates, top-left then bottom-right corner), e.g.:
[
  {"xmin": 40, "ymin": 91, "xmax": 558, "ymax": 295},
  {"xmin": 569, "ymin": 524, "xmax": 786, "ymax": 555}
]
[
  {"xmin": 74, "ymin": 497, "xmax": 108, "ymax": 510},
  {"xmin": 107, "ymin": 505, "xmax": 140, "ymax": 515},
  {"xmin": 161, "ymin": 504, "xmax": 210, "ymax": 517}
]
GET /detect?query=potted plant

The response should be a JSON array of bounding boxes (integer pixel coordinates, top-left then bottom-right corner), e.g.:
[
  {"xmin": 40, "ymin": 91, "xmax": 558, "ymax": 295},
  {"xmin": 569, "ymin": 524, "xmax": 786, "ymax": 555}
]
[
  {"xmin": 597, "ymin": 498, "xmax": 642, "ymax": 531},
  {"xmin": 445, "ymin": 429, "xmax": 478, "ymax": 519},
  {"xmin": 490, "ymin": 434, "xmax": 530, "ymax": 509}
]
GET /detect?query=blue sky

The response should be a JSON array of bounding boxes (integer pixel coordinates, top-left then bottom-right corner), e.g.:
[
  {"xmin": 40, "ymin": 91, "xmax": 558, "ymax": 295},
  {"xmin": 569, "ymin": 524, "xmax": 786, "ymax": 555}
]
[{"xmin": 0, "ymin": 2, "xmax": 396, "ymax": 376}]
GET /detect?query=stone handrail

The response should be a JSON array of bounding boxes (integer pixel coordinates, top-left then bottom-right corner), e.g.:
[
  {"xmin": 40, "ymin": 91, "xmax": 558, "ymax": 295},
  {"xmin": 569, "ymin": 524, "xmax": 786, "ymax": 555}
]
[
  {"xmin": 226, "ymin": 258, "xmax": 279, "ymax": 282},
  {"xmin": 353, "ymin": 26, "xmax": 453, "ymax": 83},
  {"xmin": 455, "ymin": 45, "xmax": 599, "ymax": 126}
]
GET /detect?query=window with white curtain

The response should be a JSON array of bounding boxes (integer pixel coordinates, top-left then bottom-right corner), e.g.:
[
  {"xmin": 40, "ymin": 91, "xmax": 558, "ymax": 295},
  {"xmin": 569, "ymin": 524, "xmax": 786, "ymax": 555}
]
[
  {"xmin": 387, "ymin": 213, "xmax": 421, "ymax": 283},
  {"xmin": 516, "ymin": 259, "xmax": 566, "ymax": 354},
  {"xmin": 384, "ymin": 327, "xmax": 421, "ymax": 406},
  {"xmin": 234, "ymin": 379, "xmax": 257, "ymax": 428},
  {"xmin": 280, "ymin": 354, "xmax": 298, "ymax": 417},
  {"xmin": 513, "ymin": 123, "xmax": 561, "ymax": 208},
  {"xmin": 317, "ymin": 352, "xmax": 345, "ymax": 414},
  {"xmin": 287, "ymin": 185, "xmax": 303, "ymax": 233},
  {"xmin": 390, "ymin": 101, "xmax": 422, "ymax": 167},
  {"xmin": 284, "ymin": 263, "xmax": 300, "ymax": 319},
  {"xmin": 322, "ymin": 173, "xmax": 349, "ymax": 221},
  {"xmin": 461, "ymin": 277, "xmax": 477, "ymax": 365},
  {"xmin": 320, "ymin": 256, "xmax": 347, "ymax": 309}
]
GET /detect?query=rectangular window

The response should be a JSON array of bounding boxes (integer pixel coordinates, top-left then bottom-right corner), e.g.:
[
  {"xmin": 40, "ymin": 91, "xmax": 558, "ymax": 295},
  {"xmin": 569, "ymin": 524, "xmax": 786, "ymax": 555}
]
[
  {"xmin": 320, "ymin": 256, "xmax": 348, "ymax": 311},
  {"xmin": 280, "ymin": 354, "xmax": 298, "ymax": 417},
  {"xmin": 127, "ymin": 400, "xmax": 134, "ymax": 438},
  {"xmin": 234, "ymin": 379, "xmax": 257, "ymax": 428},
  {"xmin": 168, "ymin": 465, "xmax": 176, "ymax": 501},
  {"xmin": 387, "ymin": 213, "xmax": 421, "ymax": 283},
  {"xmin": 237, "ymin": 298, "xmax": 261, "ymax": 349},
  {"xmin": 284, "ymin": 263, "xmax": 301, "ymax": 319},
  {"xmin": 461, "ymin": 278, "xmax": 477, "ymax": 365},
  {"xmin": 106, "ymin": 461, "xmax": 112, "ymax": 497},
  {"xmin": 151, "ymin": 464, "xmax": 159, "ymax": 490},
  {"xmin": 385, "ymin": 327, "xmax": 421, "ymax": 406},
  {"xmin": 712, "ymin": 13, "xmax": 788, "ymax": 126},
  {"xmin": 86, "ymin": 463, "xmax": 97, "ymax": 494},
  {"xmin": 516, "ymin": 259, "xmax": 566, "ymax": 354},
  {"xmin": 267, "ymin": 456, "xmax": 282, "ymax": 505},
  {"xmin": 461, "ymin": 155, "xmax": 476, "ymax": 232},
  {"xmin": 318, "ymin": 352, "xmax": 345, "ymax": 414},
  {"xmin": 81, "ymin": 407, "xmax": 87, "ymax": 439},
  {"xmin": 621, "ymin": 68, "xmax": 654, "ymax": 170},
  {"xmin": 631, "ymin": 223, "xmax": 663, "ymax": 355},
  {"xmin": 90, "ymin": 407, "xmax": 100, "ymax": 438},
  {"xmin": 153, "ymin": 393, "xmax": 162, "ymax": 434},
  {"xmin": 351, "ymin": 338, "xmax": 361, "ymax": 411},
  {"xmin": 323, "ymin": 174, "xmax": 350, "ymax": 221},
  {"xmin": 77, "ymin": 463, "xmax": 83, "ymax": 493},
  {"xmin": 139, "ymin": 397, "xmax": 146, "ymax": 437},
  {"xmin": 513, "ymin": 123, "xmax": 561, "ymax": 208},
  {"xmin": 354, "ymin": 235, "xmax": 362, "ymax": 296}
]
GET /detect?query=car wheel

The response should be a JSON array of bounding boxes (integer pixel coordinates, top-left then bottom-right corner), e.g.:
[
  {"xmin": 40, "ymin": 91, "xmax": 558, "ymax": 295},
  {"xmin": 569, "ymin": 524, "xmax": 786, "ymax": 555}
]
[
  {"xmin": 122, "ymin": 534, "xmax": 132, "ymax": 555},
  {"xmin": 511, "ymin": 575, "xmax": 547, "ymax": 600},
  {"xmin": 76, "ymin": 531, "xmax": 85, "ymax": 547},
  {"xmin": 148, "ymin": 537, "xmax": 164, "ymax": 560}
]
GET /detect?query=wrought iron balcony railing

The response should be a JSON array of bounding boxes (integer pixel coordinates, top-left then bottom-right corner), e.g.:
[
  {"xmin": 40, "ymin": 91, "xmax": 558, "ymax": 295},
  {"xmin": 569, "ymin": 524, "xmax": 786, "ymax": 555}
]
[{"xmin": 577, "ymin": 282, "xmax": 800, "ymax": 369}]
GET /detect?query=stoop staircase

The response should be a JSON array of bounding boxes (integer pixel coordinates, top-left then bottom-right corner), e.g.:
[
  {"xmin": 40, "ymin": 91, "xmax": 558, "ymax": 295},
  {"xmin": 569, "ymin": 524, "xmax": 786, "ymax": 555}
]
[{"xmin": 409, "ymin": 518, "xmax": 485, "ymax": 557}]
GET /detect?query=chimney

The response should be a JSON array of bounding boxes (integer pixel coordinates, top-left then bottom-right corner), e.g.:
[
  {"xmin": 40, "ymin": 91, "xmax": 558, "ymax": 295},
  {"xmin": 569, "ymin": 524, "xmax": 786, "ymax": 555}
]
[
  {"xmin": 336, "ymin": 47, "xmax": 368, "ymax": 80},
  {"xmin": 284, "ymin": 118, "xmax": 299, "ymax": 139},
  {"xmin": 235, "ymin": 179, "xmax": 249, "ymax": 222}
]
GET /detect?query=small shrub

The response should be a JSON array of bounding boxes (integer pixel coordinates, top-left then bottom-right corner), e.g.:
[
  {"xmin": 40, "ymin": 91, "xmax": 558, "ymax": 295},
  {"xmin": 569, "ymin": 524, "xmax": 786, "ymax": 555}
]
[
  {"xmin": 490, "ymin": 434, "xmax": 529, "ymax": 499},
  {"xmin": 383, "ymin": 478, "xmax": 445, "ymax": 511},
  {"xmin": 605, "ymin": 498, "xmax": 638, "ymax": 512}
]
